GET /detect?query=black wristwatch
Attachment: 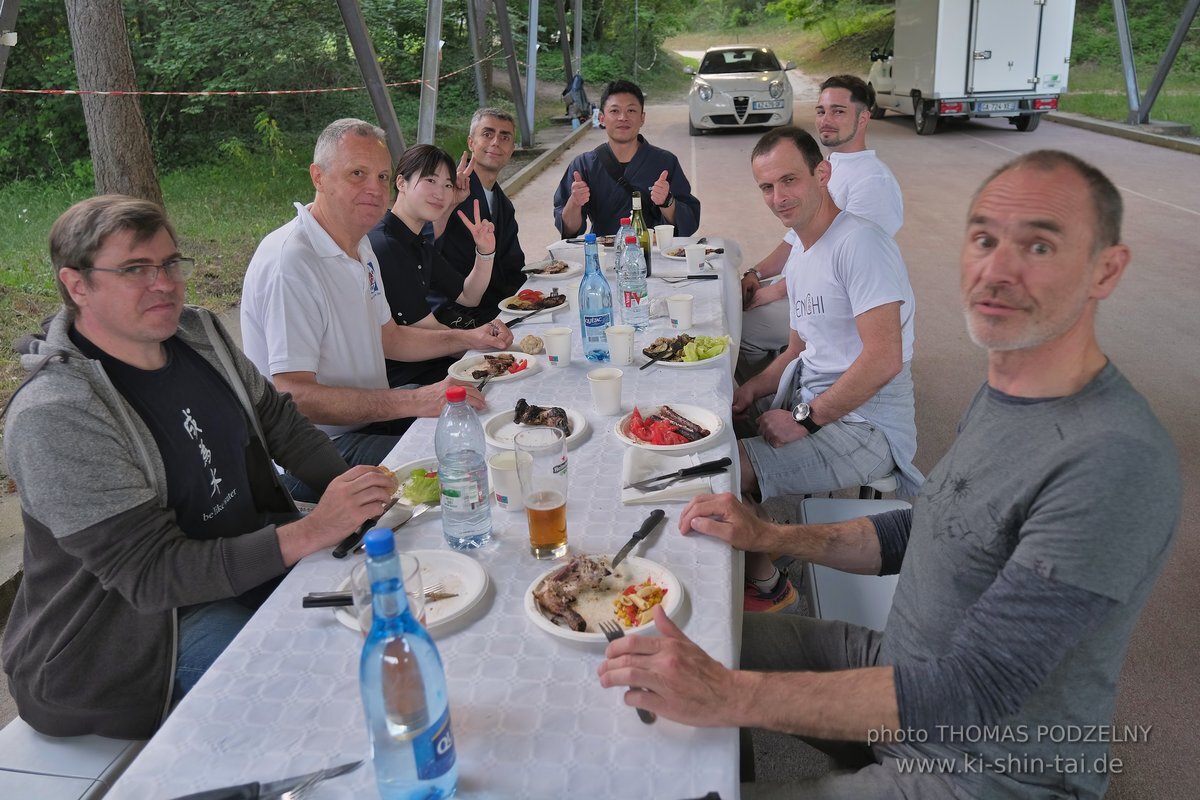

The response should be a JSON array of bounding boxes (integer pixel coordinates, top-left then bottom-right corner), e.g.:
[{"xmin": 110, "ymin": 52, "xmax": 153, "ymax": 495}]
[
  {"xmin": 791, "ymin": 402, "xmax": 822, "ymax": 434},
  {"xmin": 657, "ymin": 192, "xmax": 675, "ymax": 209}
]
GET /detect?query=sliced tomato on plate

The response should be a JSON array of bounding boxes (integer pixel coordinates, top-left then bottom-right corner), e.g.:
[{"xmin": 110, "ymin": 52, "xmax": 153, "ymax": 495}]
[
  {"xmin": 507, "ymin": 359, "xmax": 529, "ymax": 374},
  {"xmin": 516, "ymin": 289, "xmax": 544, "ymax": 302}
]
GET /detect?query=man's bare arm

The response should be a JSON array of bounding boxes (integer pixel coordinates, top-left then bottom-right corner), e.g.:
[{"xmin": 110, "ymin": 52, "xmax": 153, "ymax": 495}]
[
  {"xmin": 380, "ymin": 318, "xmax": 512, "ymax": 361},
  {"xmin": 808, "ymin": 302, "xmax": 903, "ymax": 426},
  {"xmin": 272, "ymin": 371, "xmax": 445, "ymax": 425}
]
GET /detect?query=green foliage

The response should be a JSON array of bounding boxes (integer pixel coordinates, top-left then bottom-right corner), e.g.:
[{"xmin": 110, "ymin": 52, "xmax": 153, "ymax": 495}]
[{"xmin": 764, "ymin": 0, "xmax": 820, "ymax": 25}]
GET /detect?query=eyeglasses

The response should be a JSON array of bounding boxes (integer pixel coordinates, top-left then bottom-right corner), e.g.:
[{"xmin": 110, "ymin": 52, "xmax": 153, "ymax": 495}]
[{"xmin": 83, "ymin": 257, "xmax": 196, "ymax": 285}]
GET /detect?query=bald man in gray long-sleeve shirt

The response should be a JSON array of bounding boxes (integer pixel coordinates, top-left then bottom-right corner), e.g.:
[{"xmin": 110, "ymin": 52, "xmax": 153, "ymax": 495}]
[{"xmin": 597, "ymin": 151, "xmax": 1180, "ymax": 800}]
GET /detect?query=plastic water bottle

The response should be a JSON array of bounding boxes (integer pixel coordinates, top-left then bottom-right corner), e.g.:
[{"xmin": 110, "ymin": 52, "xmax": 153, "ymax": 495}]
[
  {"xmin": 618, "ymin": 235, "xmax": 650, "ymax": 331},
  {"xmin": 578, "ymin": 233, "xmax": 613, "ymax": 362},
  {"xmin": 359, "ymin": 527, "xmax": 458, "ymax": 800},
  {"xmin": 614, "ymin": 216, "xmax": 635, "ymax": 280},
  {"xmin": 434, "ymin": 386, "xmax": 491, "ymax": 549}
]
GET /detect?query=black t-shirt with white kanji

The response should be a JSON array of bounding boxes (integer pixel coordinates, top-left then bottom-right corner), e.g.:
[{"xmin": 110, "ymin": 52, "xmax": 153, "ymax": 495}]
[{"xmin": 70, "ymin": 329, "xmax": 260, "ymax": 540}]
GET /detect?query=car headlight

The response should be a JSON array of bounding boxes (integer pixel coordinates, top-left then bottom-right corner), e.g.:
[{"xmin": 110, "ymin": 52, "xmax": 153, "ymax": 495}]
[
  {"xmin": 769, "ymin": 80, "xmax": 785, "ymax": 100},
  {"xmin": 697, "ymin": 83, "xmax": 713, "ymax": 102}
]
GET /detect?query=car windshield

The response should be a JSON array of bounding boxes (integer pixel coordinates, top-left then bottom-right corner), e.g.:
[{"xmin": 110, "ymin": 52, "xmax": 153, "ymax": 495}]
[{"xmin": 698, "ymin": 49, "xmax": 781, "ymax": 75}]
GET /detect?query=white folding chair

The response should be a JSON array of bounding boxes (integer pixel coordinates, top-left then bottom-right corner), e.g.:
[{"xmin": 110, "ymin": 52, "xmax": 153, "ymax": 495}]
[{"xmin": 799, "ymin": 497, "xmax": 911, "ymax": 631}]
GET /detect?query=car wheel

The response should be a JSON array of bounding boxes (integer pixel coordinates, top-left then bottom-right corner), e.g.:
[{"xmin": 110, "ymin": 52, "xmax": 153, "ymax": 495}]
[
  {"xmin": 913, "ymin": 94, "xmax": 938, "ymax": 135},
  {"xmin": 868, "ymin": 86, "xmax": 885, "ymax": 120},
  {"xmin": 1013, "ymin": 113, "xmax": 1041, "ymax": 132},
  {"xmin": 688, "ymin": 119, "xmax": 702, "ymax": 136}
]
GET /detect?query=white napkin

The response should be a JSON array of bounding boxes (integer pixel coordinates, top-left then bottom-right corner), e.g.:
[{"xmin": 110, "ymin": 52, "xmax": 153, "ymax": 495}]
[{"xmin": 620, "ymin": 449, "xmax": 714, "ymax": 505}]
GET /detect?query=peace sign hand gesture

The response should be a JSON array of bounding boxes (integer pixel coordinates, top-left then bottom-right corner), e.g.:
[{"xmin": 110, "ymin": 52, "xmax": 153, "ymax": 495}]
[
  {"xmin": 457, "ymin": 199, "xmax": 496, "ymax": 255},
  {"xmin": 452, "ymin": 150, "xmax": 476, "ymax": 207}
]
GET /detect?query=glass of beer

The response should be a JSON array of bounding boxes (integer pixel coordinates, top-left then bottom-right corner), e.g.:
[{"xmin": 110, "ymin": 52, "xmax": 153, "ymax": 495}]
[{"xmin": 514, "ymin": 427, "xmax": 569, "ymax": 559}]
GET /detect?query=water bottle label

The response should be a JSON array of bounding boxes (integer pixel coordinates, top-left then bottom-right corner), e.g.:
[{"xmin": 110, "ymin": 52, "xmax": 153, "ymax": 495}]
[
  {"xmin": 583, "ymin": 313, "xmax": 609, "ymax": 328},
  {"xmin": 622, "ymin": 290, "xmax": 646, "ymax": 309},
  {"xmin": 441, "ymin": 479, "xmax": 484, "ymax": 511},
  {"xmin": 414, "ymin": 706, "xmax": 457, "ymax": 779}
]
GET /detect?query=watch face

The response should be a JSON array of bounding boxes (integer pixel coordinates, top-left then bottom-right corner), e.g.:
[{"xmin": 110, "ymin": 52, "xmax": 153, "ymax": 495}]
[{"xmin": 792, "ymin": 403, "xmax": 810, "ymax": 423}]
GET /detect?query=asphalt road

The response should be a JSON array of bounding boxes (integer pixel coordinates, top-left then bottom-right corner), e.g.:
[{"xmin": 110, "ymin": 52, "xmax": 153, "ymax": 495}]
[{"xmin": 513, "ymin": 94, "xmax": 1199, "ymax": 799}]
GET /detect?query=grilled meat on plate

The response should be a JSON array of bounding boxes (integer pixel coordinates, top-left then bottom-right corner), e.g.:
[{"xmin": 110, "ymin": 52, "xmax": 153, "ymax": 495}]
[
  {"xmin": 470, "ymin": 353, "xmax": 516, "ymax": 379},
  {"xmin": 514, "ymin": 398, "xmax": 572, "ymax": 435},
  {"xmin": 533, "ymin": 555, "xmax": 612, "ymax": 631}
]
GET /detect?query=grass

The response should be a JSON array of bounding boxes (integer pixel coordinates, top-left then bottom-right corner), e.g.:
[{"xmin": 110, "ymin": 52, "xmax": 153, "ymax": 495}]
[{"xmin": 1059, "ymin": 64, "xmax": 1200, "ymax": 129}]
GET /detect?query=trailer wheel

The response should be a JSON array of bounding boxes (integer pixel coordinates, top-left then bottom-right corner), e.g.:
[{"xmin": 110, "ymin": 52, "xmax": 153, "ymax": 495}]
[
  {"xmin": 1013, "ymin": 113, "xmax": 1041, "ymax": 132},
  {"xmin": 868, "ymin": 86, "xmax": 886, "ymax": 120},
  {"xmin": 913, "ymin": 95, "xmax": 938, "ymax": 135}
]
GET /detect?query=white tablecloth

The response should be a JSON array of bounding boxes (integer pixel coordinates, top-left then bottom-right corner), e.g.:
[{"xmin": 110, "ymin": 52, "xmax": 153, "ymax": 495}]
[{"xmin": 109, "ymin": 244, "xmax": 744, "ymax": 800}]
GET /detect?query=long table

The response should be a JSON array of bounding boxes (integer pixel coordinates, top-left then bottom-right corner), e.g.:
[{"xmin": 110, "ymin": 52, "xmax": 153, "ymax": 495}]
[{"xmin": 109, "ymin": 240, "xmax": 744, "ymax": 800}]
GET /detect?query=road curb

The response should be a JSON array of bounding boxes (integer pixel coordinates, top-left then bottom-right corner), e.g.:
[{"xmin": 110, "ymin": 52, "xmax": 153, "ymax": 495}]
[
  {"xmin": 502, "ymin": 122, "xmax": 594, "ymax": 197},
  {"xmin": 1045, "ymin": 111, "xmax": 1200, "ymax": 155}
]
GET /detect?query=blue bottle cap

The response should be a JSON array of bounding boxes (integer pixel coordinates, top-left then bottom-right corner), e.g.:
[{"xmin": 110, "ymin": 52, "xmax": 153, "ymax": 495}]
[
  {"xmin": 584, "ymin": 233, "xmax": 597, "ymax": 244},
  {"xmin": 363, "ymin": 527, "xmax": 395, "ymax": 557}
]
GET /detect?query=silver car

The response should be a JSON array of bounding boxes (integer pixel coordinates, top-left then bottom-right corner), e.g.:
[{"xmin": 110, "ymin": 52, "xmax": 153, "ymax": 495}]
[{"xmin": 686, "ymin": 46, "xmax": 795, "ymax": 136}]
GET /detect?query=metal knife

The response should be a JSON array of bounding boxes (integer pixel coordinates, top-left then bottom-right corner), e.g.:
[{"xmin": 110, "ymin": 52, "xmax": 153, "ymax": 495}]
[
  {"xmin": 611, "ymin": 509, "xmax": 667, "ymax": 568},
  {"xmin": 169, "ymin": 759, "xmax": 362, "ymax": 800},
  {"xmin": 506, "ymin": 304, "xmax": 555, "ymax": 329},
  {"xmin": 332, "ymin": 497, "xmax": 398, "ymax": 559},
  {"xmin": 623, "ymin": 456, "xmax": 733, "ymax": 491}
]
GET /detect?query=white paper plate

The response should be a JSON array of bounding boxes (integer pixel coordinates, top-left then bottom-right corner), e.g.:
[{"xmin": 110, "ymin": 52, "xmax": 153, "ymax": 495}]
[
  {"xmin": 483, "ymin": 406, "xmax": 590, "ymax": 450},
  {"xmin": 381, "ymin": 457, "xmax": 443, "ymax": 517},
  {"xmin": 522, "ymin": 258, "xmax": 583, "ymax": 280},
  {"xmin": 447, "ymin": 351, "xmax": 540, "ymax": 384},
  {"xmin": 614, "ymin": 404, "xmax": 724, "ymax": 455},
  {"xmin": 659, "ymin": 245, "xmax": 716, "ymax": 262},
  {"xmin": 335, "ymin": 549, "xmax": 489, "ymax": 638},
  {"xmin": 641, "ymin": 336, "xmax": 731, "ymax": 369},
  {"xmin": 524, "ymin": 556, "xmax": 683, "ymax": 644},
  {"xmin": 497, "ymin": 292, "xmax": 570, "ymax": 316}
]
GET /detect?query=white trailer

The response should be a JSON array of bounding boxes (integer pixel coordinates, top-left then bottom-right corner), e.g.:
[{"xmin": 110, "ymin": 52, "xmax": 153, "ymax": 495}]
[{"xmin": 867, "ymin": 0, "xmax": 1075, "ymax": 135}]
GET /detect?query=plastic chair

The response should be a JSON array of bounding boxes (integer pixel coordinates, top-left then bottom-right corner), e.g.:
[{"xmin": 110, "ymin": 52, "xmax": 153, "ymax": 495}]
[{"xmin": 799, "ymin": 497, "xmax": 910, "ymax": 630}]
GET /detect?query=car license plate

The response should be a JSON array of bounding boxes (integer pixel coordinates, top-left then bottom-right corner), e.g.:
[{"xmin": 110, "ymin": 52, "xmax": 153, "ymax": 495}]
[
  {"xmin": 978, "ymin": 101, "xmax": 1017, "ymax": 112},
  {"xmin": 752, "ymin": 100, "xmax": 785, "ymax": 110}
]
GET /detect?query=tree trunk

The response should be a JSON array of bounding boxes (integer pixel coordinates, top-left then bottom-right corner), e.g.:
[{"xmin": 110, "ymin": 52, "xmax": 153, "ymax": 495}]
[{"xmin": 64, "ymin": 0, "xmax": 162, "ymax": 205}]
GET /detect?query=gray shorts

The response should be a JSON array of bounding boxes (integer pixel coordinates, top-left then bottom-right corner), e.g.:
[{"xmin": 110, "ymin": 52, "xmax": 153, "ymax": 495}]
[{"xmin": 743, "ymin": 418, "xmax": 896, "ymax": 499}]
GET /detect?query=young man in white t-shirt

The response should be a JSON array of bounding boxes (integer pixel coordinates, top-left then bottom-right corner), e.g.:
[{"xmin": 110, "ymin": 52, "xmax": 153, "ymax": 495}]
[
  {"xmin": 738, "ymin": 75, "xmax": 904, "ymax": 381},
  {"xmin": 733, "ymin": 127, "xmax": 921, "ymax": 611}
]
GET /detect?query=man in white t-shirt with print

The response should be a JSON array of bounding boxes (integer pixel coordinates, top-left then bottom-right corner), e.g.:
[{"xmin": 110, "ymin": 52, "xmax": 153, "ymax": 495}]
[
  {"xmin": 734, "ymin": 127, "xmax": 922, "ymax": 612},
  {"xmin": 738, "ymin": 74, "xmax": 904, "ymax": 381},
  {"xmin": 241, "ymin": 118, "xmax": 513, "ymax": 502}
]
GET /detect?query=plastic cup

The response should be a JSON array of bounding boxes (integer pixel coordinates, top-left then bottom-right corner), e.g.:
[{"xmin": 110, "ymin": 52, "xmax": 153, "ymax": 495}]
[
  {"xmin": 667, "ymin": 293, "xmax": 695, "ymax": 330},
  {"xmin": 684, "ymin": 244, "xmax": 708, "ymax": 271},
  {"xmin": 488, "ymin": 450, "xmax": 530, "ymax": 511},
  {"xmin": 542, "ymin": 326, "xmax": 572, "ymax": 367},
  {"xmin": 605, "ymin": 324, "xmax": 635, "ymax": 366},
  {"xmin": 654, "ymin": 225, "xmax": 675, "ymax": 251},
  {"xmin": 515, "ymin": 428, "xmax": 569, "ymax": 559},
  {"xmin": 587, "ymin": 367, "xmax": 623, "ymax": 416},
  {"xmin": 350, "ymin": 554, "xmax": 424, "ymax": 633}
]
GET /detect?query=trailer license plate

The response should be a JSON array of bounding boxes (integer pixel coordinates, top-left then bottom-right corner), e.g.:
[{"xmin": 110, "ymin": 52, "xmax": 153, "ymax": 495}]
[
  {"xmin": 752, "ymin": 100, "xmax": 785, "ymax": 110},
  {"xmin": 979, "ymin": 101, "xmax": 1018, "ymax": 113}
]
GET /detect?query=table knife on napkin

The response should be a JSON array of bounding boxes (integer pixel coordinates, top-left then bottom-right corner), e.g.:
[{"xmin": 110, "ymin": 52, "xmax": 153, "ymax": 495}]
[
  {"xmin": 170, "ymin": 759, "xmax": 362, "ymax": 800},
  {"xmin": 612, "ymin": 509, "xmax": 666, "ymax": 568},
  {"xmin": 623, "ymin": 456, "xmax": 732, "ymax": 491}
]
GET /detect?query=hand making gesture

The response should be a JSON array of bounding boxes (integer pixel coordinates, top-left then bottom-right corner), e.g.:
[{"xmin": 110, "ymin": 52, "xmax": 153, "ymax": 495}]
[
  {"xmin": 649, "ymin": 170, "xmax": 672, "ymax": 207},
  {"xmin": 451, "ymin": 150, "xmax": 477, "ymax": 207},
  {"xmin": 567, "ymin": 170, "xmax": 591, "ymax": 210},
  {"xmin": 457, "ymin": 199, "xmax": 497, "ymax": 256}
]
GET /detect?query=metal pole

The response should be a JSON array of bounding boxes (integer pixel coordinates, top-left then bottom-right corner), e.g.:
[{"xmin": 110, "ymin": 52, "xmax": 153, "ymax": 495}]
[
  {"xmin": 465, "ymin": 0, "xmax": 488, "ymax": 107},
  {"xmin": 525, "ymin": 0, "xmax": 539, "ymax": 136},
  {"xmin": 572, "ymin": 0, "xmax": 582, "ymax": 74},
  {"xmin": 1137, "ymin": 0, "xmax": 1200, "ymax": 125},
  {"xmin": 1111, "ymin": 0, "xmax": 1142, "ymax": 124},
  {"xmin": 417, "ymin": 0, "xmax": 445, "ymax": 144},
  {"xmin": 0, "ymin": 0, "xmax": 26, "ymax": 89},
  {"xmin": 336, "ymin": 0, "xmax": 406, "ymax": 162},
  {"xmin": 494, "ymin": 0, "xmax": 533, "ymax": 147}
]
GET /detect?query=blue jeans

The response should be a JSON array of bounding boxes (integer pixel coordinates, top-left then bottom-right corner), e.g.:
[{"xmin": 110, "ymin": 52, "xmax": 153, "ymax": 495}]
[
  {"xmin": 172, "ymin": 598, "xmax": 255, "ymax": 705},
  {"xmin": 282, "ymin": 418, "xmax": 412, "ymax": 503}
]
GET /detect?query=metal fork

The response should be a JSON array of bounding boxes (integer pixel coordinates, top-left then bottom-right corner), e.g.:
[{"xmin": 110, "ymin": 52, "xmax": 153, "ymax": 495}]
[
  {"xmin": 277, "ymin": 770, "xmax": 322, "ymax": 800},
  {"xmin": 597, "ymin": 620, "xmax": 657, "ymax": 724}
]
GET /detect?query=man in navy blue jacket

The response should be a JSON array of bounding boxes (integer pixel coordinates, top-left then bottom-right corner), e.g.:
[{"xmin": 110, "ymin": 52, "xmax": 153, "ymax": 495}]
[
  {"xmin": 436, "ymin": 108, "xmax": 527, "ymax": 327},
  {"xmin": 553, "ymin": 80, "xmax": 701, "ymax": 237}
]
